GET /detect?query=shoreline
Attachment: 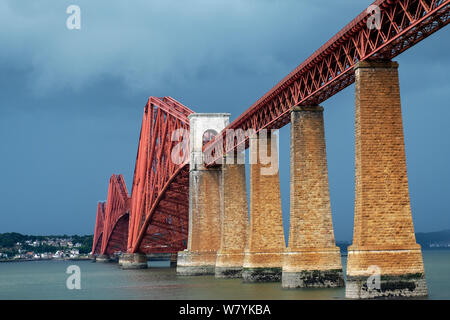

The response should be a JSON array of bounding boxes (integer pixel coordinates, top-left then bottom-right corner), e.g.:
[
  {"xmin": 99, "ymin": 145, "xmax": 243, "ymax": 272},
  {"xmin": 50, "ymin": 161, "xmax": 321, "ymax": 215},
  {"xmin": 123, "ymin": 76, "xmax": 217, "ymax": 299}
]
[
  {"xmin": 0, "ymin": 256, "xmax": 93, "ymax": 263},
  {"xmin": 2, "ymin": 249, "xmax": 450, "ymax": 263}
]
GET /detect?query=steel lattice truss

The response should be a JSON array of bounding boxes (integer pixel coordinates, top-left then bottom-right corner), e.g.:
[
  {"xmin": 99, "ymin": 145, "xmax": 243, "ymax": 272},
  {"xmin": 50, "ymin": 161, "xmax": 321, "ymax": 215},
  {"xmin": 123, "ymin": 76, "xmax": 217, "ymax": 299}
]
[
  {"xmin": 92, "ymin": 202, "xmax": 106, "ymax": 255},
  {"xmin": 127, "ymin": 97, "xmax": 193, "ymax": 254},
  {"xmin": 204, "ymin": 0, "xmax": 450, "ymax": 165},
  {"xmin": 100, "ymin": 174, "xmax": 131, "ymax": 255}
]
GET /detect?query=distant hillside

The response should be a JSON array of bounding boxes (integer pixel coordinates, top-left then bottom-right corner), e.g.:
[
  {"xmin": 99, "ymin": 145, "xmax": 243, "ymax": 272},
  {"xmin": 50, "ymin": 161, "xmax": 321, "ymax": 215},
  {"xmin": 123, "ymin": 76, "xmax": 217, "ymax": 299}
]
[
  {"xmin": 0, "ymin": 233, "xmax": 93, "ymax": 256},
  {"xmin": 416, "ymin": 229, "xmax": 450, "ymax": 249},
  {"xmin": 337, "ymin": 229, "xmax": 450, "ymax": 252}
]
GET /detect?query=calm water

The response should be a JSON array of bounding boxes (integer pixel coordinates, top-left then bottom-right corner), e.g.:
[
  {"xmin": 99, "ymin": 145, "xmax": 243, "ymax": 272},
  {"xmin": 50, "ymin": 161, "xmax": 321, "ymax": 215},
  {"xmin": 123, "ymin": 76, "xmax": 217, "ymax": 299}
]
[{"xmin": 1, "ymin": 251, "xmax": 449, "ymax": 300}]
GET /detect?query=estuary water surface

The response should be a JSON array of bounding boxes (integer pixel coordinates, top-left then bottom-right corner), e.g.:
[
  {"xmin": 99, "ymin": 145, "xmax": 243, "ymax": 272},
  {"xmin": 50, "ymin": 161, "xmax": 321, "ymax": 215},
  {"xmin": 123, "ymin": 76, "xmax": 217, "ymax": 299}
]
[{"xmin": 0, "ymin": 250, "xmax": 449, "ymax": 300}]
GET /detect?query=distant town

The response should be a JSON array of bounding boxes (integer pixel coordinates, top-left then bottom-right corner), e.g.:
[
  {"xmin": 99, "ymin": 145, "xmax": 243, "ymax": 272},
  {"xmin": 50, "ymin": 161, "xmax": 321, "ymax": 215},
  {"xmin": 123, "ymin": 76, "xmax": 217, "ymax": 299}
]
[{"xmin": 0, "ymin": 233, "xmax": 92, "ymax": 262}]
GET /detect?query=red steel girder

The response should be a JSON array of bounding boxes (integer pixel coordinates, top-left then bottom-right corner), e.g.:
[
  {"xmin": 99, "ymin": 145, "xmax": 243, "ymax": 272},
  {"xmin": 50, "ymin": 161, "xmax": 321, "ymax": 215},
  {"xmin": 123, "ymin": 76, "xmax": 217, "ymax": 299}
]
[
  {"xmin": 204, "ymin": 0, "xmax": 450, "ymax": 165},
  {"xmin": 100, "ymin": 174, "xmax": 131, "ymax": 255},
  {"xmin": 103, "ymin": 214, "xmax": 129, "ymax": 255},
  {"xmin": 140, "ymin": 224, "xmax": 186, "ymax": 253},
  {"xmin": 127, "ymin": 97, "xmax": 193, "ymax": 254},
  {"xmin": 92, "ymin": 202, "xmax": 106, "ymax": 255}
]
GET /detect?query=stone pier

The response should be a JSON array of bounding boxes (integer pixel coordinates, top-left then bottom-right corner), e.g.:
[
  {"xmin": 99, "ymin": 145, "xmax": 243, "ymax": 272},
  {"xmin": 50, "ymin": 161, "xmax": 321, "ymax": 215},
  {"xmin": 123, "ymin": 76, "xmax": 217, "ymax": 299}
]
[
  {"xmin": 242, "ymin": 132, "xmax": 285, "ymax": 282},
  {"xmin": 95, "ymin": 254, "xmax": 111, "ymax": 263},
  {"xmin": 346, "ymin": 60, "xmax": 427, "ymax": 299},
  {"xmin": 282, "ymin": 106, "xmax": 343, "ymax": 288},
  {"xmin": 176, "ymin": 113, "xmax": 230, "ymax": 276},
  {"xmin": 119, "ymin": 253, "xmax": 148, "ymax": 269},
  {"xmin": 215, "ymin": 152, "xmax": 249, "ymax": 278}
]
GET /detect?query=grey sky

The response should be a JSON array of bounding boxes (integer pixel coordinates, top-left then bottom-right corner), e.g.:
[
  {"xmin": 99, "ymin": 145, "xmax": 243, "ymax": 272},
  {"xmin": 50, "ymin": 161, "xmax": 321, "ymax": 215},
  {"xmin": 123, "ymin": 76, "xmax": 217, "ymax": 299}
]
[{"xmin": 0, "ymin": 0, "xmax": 449, "ymax": 241}]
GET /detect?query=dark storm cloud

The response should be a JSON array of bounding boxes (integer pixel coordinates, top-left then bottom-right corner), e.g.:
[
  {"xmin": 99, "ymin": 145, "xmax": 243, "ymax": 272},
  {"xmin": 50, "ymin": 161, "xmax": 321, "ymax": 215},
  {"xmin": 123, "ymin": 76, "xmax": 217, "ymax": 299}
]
[
  {"xmin": 0, "ymin": 0, "xmax": 449, "ymax": 240},
  {"xmin": 0, "ymin": 0, "xmax": 369, "ymax": 110}
]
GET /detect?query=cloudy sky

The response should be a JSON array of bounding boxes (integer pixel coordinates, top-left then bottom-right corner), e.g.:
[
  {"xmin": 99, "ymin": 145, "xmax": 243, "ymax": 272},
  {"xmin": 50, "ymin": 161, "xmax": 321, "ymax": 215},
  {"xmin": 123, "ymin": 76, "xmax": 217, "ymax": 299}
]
[{"xmin": 0, "ymin": 0, "xmax": 449, "ymax": 241}]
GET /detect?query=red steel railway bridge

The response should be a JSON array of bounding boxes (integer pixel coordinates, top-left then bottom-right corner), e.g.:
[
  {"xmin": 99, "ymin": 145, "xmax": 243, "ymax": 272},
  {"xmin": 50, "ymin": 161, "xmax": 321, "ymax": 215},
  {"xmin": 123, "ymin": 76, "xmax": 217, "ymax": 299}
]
[{"xmin": 92, "ymin": 0, "xmax": 449, "ymax": 298}]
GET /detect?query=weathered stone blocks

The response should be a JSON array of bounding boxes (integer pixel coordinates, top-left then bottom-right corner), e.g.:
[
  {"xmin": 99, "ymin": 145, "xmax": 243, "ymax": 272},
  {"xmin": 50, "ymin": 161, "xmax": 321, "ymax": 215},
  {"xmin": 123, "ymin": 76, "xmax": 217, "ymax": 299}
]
[
  {"xmin": 242, "ymin": 132, "xmax": 285, "ymax": 282},
  {"xmin": 283, "ymin": 269, "xmax": 344, "ymax": 288},
  {"xmin": 177, "ymin": 250, "xmax": 218, "ymax": 275},
  {"xmin": 346, "ymin": 60, "xmax": 427, "ymax": 299},
  {"xmin": 176, "ymin": 113, "xmax": 230, "ymax": 276},
  {"xmin": 95, "ymin": 254, "xmax": 111, "ymax": 263},
  {"xmin": 215, "ymin": 153, "xmax": 248, "ymax": 278},
  {"xmin": 119, "ymin": 253, "xmax": 148, "ymax": 269},
  {"xmin": 177, "ymin": 167, "xmax": 222, "ymax": 276},
  {"xmin": 282, "ymin": 105, "xmax": 343, "ymax": 288}
]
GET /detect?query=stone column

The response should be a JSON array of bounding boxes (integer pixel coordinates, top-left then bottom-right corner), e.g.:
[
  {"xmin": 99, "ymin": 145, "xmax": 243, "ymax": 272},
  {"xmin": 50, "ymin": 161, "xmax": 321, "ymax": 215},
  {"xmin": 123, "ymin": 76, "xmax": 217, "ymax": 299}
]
[
  {"xmin": 346, "ymin": 60, "xmax": 427, "ymax": 299},
  {"xmin": 177, "ymin": 167, "xmax": 222, "ymax": 275},
  {"xmin": 119, "ymin": 253, "xmax": 148, "ymax": 269},
  {"xmin": 282, "ymin": 106, "xmax": 343, "ymax": 288},
  {"xmin": 177, "ymin": 113, "xmax": 230, "ymax": 276},
  {"xmin": 242, "ymin": 131, "xmax": 285, "ymax": 282},
  {"xmin": 95, "ymin": 254, "xmax": 111, "ymax": 263},
  {"xmin": 215, "ymin": 152, "xmax": 249, "ymax": 278}
]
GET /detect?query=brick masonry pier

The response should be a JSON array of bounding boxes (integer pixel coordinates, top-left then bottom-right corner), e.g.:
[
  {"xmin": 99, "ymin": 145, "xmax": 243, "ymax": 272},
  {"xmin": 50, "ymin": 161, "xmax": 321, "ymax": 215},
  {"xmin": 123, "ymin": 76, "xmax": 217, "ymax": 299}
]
[
  {"xmin": 346, "ymin": 60, "xmax": 427, "ymax": 299},
  {"xmin": 177, "ymin": 113, "xmax": 230, "ymax": 276},
  {"xmin": 95, "ymin": 254, "xmax": 111, "ymax": 263},
  {"xmin": 242, "ymin": 132, "xmax": 285, "ymax": 282},
  {"xmin": 119, "ymin": 253, "xmax": 148, "ymax": 269},
  {"xmin": 215, "ymin": 152, "xmax": 249, "ymax": 278},
  {"xmin": 282, "ymin": 106, "xmax": 343, "ymax": 288}
]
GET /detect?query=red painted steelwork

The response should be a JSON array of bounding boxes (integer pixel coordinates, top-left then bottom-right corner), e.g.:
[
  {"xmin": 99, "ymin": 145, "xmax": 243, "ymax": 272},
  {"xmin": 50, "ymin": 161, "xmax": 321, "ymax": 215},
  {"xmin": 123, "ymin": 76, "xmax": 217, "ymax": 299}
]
[
  {"xmin": 127, "ymin": 97, "xmax": 193, "ymax": 254},
  {"xmin": 204, "ymin": 0, "xmax": 450, "ymax": 165},
  {"xmin": 100, "ymin": 174, "xmax": 131, "ymax": 255},
  {"xmin": 92, "ymin": 202, "xmax": 106, "ymax": 255}
]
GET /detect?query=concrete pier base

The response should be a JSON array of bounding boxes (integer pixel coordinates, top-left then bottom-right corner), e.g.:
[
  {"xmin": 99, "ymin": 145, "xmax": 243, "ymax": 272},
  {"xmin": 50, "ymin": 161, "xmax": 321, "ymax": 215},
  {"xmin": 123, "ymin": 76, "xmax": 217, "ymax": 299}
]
[
  {"xmin": 95, "ymin": 254, "xmax": 111, "ymax": 263},
  {"xmin": 215, "ymin": 155, "xmax": 248, "ymax": 279},
  {"xmin": 118, "ymin": 253, "xmax": 148, "ymax": 269},
  {"xmin": 176, "ymin": 250, "xmax": 216, "ymax": 276},
  {"xmin": 242, "ymin": 251, "xmax": 283, "ymax": 282},
  {"xmin": 242, "ymin": 268, "xmax": 282, "ymax": 283},
  {"xmin": 242, "ymin": 133, "xmax": 285, "ymax": 283},
  {"xmin": 346, "ymin": 272, "xmax": 427, "ymax": 299},
  {"xmin": 282, "ymin": 268, "xmax": 343, "ymax": 288},
  {"xmin": 282, "ymin": 248, "xmax": 344, "ymax": 288},
  {"xmin": 346, "ymin": 247, "xmax": 427, "ymax": 298},
  {"xmin": 215, "ymin": 252, "xmax": 245, "ymax": 278},
  {"xmin": 282, "ymin": 270, "xmax": 344, "ymax": 288},
  {"xmin": 215, "ymin": 266, "xmax": 243, "ymax": 278}
]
